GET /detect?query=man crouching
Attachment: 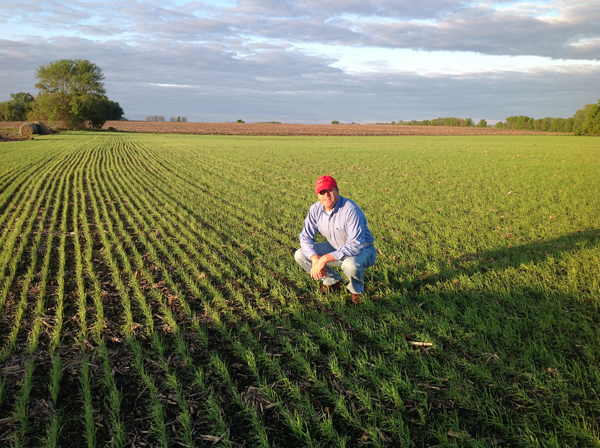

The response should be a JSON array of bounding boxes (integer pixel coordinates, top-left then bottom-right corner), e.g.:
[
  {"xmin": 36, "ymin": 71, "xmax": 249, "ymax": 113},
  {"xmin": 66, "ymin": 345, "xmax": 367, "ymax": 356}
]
[{"xmin": 295, "ymin": 175, "xmax": 376, "ymax": 304}]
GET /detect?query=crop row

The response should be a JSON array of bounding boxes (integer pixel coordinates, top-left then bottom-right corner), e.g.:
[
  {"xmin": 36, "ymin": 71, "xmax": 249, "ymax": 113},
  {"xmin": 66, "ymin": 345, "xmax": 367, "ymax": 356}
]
[{"xmin": 0, "ymin": 133, "xmax": 598, "ymax": 447}]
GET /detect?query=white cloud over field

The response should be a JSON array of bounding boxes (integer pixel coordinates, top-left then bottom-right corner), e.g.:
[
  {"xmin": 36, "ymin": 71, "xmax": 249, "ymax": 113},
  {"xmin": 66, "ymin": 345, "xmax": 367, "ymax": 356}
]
[{"xmin": 1, "ymin": 0, "xmax": 599, "ymax": 123}]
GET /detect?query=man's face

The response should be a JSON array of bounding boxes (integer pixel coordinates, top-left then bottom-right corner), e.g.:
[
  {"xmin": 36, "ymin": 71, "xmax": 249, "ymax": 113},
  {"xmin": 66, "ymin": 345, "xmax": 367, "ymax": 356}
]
[{"xmin": 317, "ymin": 188, "xmax": 339, "ymax": 212}]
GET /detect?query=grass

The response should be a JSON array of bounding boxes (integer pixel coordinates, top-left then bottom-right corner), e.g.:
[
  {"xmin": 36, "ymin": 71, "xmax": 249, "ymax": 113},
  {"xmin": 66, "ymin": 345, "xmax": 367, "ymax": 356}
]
[{"xmin": 0, "ymin": 132, "xmax": 597, "ymax": 447}]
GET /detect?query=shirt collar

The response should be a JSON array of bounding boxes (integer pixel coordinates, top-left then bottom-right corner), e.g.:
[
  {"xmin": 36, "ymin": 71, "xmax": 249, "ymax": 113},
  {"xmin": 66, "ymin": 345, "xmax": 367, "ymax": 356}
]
[{"xmin": 322, "ymin": 195, "xmax": 344, "ymax": 215}]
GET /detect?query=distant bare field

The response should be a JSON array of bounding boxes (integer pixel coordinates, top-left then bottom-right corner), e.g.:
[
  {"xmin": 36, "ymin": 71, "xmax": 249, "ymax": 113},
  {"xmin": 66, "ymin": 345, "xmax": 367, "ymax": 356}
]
[
  {"xmin": 102, "ymin": 121, "xmax": 555, "ymax": 136},
  {"xmin": 1, "ymin": 120, "xmax": 562, "ymax": 136}
]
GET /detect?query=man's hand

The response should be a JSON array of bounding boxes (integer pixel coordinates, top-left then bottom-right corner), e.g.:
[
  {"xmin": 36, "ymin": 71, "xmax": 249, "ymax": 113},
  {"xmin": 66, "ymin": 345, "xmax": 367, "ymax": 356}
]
[{"xmin": 310, "ymin": 254, "xmax": 335, "ymax": 280}]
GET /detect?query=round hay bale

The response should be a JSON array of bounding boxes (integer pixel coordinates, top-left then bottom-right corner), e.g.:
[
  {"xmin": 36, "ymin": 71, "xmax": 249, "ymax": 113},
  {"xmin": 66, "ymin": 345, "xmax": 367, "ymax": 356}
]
[
  {"xmin": 19, "ymin": 123, "xmax": 39, "ymax": 136},
  {"xmin": 33, "ymin": 121, "xmax": 55, "ymax": 135}
]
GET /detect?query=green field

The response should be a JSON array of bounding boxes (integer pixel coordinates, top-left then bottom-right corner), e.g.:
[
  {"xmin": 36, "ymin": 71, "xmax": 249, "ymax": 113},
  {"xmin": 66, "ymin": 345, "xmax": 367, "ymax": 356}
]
[{"xmin": 0, "ymin": 132, "xmax": 598, "ymax": 447}]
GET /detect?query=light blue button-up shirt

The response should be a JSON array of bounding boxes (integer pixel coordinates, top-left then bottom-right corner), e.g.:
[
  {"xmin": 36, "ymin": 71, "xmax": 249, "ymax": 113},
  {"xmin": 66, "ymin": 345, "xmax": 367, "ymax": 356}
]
[{"xmin": 299, "ymin": 195, "xmax": 375, "ymax": 261}]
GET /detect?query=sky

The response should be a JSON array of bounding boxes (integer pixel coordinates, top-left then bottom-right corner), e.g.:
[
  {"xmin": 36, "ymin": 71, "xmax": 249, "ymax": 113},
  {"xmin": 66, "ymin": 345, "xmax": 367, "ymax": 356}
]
[{"xmin": 0, "ymin": 0, "xmax": 599, "ymax": 124}]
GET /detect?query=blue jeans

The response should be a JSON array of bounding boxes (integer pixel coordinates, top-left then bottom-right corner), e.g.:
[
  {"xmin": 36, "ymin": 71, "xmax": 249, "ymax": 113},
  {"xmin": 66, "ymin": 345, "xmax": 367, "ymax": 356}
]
[{"xmin": 294, "ymin": 242, "xmax": 376, "ymax": 294}]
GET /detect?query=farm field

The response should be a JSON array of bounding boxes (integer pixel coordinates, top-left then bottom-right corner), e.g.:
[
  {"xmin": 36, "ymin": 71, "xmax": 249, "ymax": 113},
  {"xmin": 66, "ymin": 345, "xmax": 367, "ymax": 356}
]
[
  {"xmin": 0, "ymin": 131, "xmax": 599, "ymax": 447},
  {"xmin": 1, "ymin": 121, "xmax": 559, "ymax": 138},
  {"xmin": 98, "ymin": 121, "xmax": 557, "ymax": 137}
]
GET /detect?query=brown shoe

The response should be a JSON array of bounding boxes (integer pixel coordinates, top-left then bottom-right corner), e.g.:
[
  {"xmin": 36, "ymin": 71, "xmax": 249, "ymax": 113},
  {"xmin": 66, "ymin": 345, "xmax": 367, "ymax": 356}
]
[
  {"xmin": 351, "ymin": 293, "xmax": 362, "ymax": 304},
  {"xmin": 320, "ymin": 282, "xmax": 341, "ymax": 294}
]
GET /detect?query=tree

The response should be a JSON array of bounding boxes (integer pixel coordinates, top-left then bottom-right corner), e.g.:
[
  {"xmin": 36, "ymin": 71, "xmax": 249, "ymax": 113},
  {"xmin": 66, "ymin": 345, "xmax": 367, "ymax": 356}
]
[
  {"xmin": 30, "ymin": 59, "xmax": 116, "ymax": 129},
  {"xmin": 505, "ymin": 115, "xmax": 533, "ymax": 130},
  {"xmin": 580, "ymin": 100, "xmax": 600, "ymax": 135},
  {"xmin": 572, "ymin": 103, "xmax": 595, "ymax": 135},
  {"xmin": 96, "ymin": 98, "xmax": 124, "ymax": 122},
  {"xmin": 0, "ymin": 92, "xmax": 35, "ymax": 121},
  {"xmin": 477, "ymin": 119, "xmax": 487, "ymax": 127}
]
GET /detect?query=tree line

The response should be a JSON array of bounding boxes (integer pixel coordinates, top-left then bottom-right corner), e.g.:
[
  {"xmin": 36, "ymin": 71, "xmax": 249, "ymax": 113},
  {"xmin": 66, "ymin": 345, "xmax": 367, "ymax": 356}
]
[
  {"xmin": 0, "ymin": 59, "xmax": 123, "ymax": 129},
  {"xmin": 380, "ymin": 101, "xmax": 600, "ymax": 135},
  {"xmin": 145, "ymin": 116, "xmax": 188, "ymax": 122},
  {"xmin": 393, "ymin": 117, "xmax": 486, "ymax": 127},
  {"xmin": 494, "ymin": 103, "xmax": 600, "ymax": 134}
]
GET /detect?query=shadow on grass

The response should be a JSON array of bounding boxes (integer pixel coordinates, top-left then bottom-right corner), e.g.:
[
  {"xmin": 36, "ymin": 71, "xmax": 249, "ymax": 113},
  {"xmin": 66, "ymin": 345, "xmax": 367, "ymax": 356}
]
[
  {"xmin": 390, "ymin": 228, "xmax": 600, "ymax": 294},
  {"xmin": 272, "ymin": 231, "xmax": 600, "ymax": 447}
]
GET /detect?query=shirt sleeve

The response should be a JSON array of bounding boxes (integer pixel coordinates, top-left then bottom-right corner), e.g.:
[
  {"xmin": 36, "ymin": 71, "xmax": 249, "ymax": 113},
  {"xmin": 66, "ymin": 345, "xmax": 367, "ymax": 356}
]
[
  {"xmin": 299, "ymin": 206, "xmax": 319, "ymax": 259},
  {"xmin": 329, "ymin": 207, "xmax": 366, "ymax": 260}
]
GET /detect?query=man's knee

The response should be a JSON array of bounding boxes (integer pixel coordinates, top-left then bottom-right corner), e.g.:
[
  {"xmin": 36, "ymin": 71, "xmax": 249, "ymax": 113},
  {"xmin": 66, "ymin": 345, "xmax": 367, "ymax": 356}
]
[
  {"xmin": 294, "ymin": 248, "xmax": 307, "ymax": 264},
  {"xmin": 341, "ymin": 257, "xmax": 360, "ymax": 277}
]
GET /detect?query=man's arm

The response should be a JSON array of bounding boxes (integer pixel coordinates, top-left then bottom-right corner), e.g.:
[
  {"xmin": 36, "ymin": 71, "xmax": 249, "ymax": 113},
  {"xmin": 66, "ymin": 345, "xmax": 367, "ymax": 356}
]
[
  {"xmin": 310, "ymin": 253, "xmax": 334, "ymax": 280},
  {"xmin": 299, "ymin": 204, "xmax": 320, "ymax": 259},
  {"xmin": 300, "ymin": 205, "xmax": 336, "ymax": 280}
]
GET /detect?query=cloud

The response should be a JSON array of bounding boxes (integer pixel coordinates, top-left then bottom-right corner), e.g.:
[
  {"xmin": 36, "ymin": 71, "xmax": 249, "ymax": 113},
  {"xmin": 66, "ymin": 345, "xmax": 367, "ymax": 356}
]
[
  {"xmin": 352, "ymin": 3, "xmax": 600, "ymax": 60},
  {"xmin": 2, "ymin": 0, "xmax": 599, "ymax": 59},
  {"xmin": 234, "ymin": 0, "xmax": 468, "ymax": 20},
  {"xmin": 0, "ymin": 1, "xmax": 599, "ymax": 123},
  {"xmin": 2, "ymin": 35, "xmax": 598, "ymax": 123}
]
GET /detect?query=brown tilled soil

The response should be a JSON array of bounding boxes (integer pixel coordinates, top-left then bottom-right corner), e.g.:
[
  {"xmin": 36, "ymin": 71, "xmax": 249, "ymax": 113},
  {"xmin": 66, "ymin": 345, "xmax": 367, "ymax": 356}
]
[
  {"xmin": 102, "ymin": 121, "xmax": 556, "ymax": 136},
  {"xmin": 2, "ymin": 120, "xmax": 562, "ymax": 137}
]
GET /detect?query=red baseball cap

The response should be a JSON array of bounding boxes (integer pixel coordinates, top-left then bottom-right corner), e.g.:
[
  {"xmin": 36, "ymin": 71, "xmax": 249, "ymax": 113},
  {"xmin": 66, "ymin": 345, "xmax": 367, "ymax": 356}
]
[{"xmin": 315, "ymin": 175, "xmax": 337, "ymax": 194}]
